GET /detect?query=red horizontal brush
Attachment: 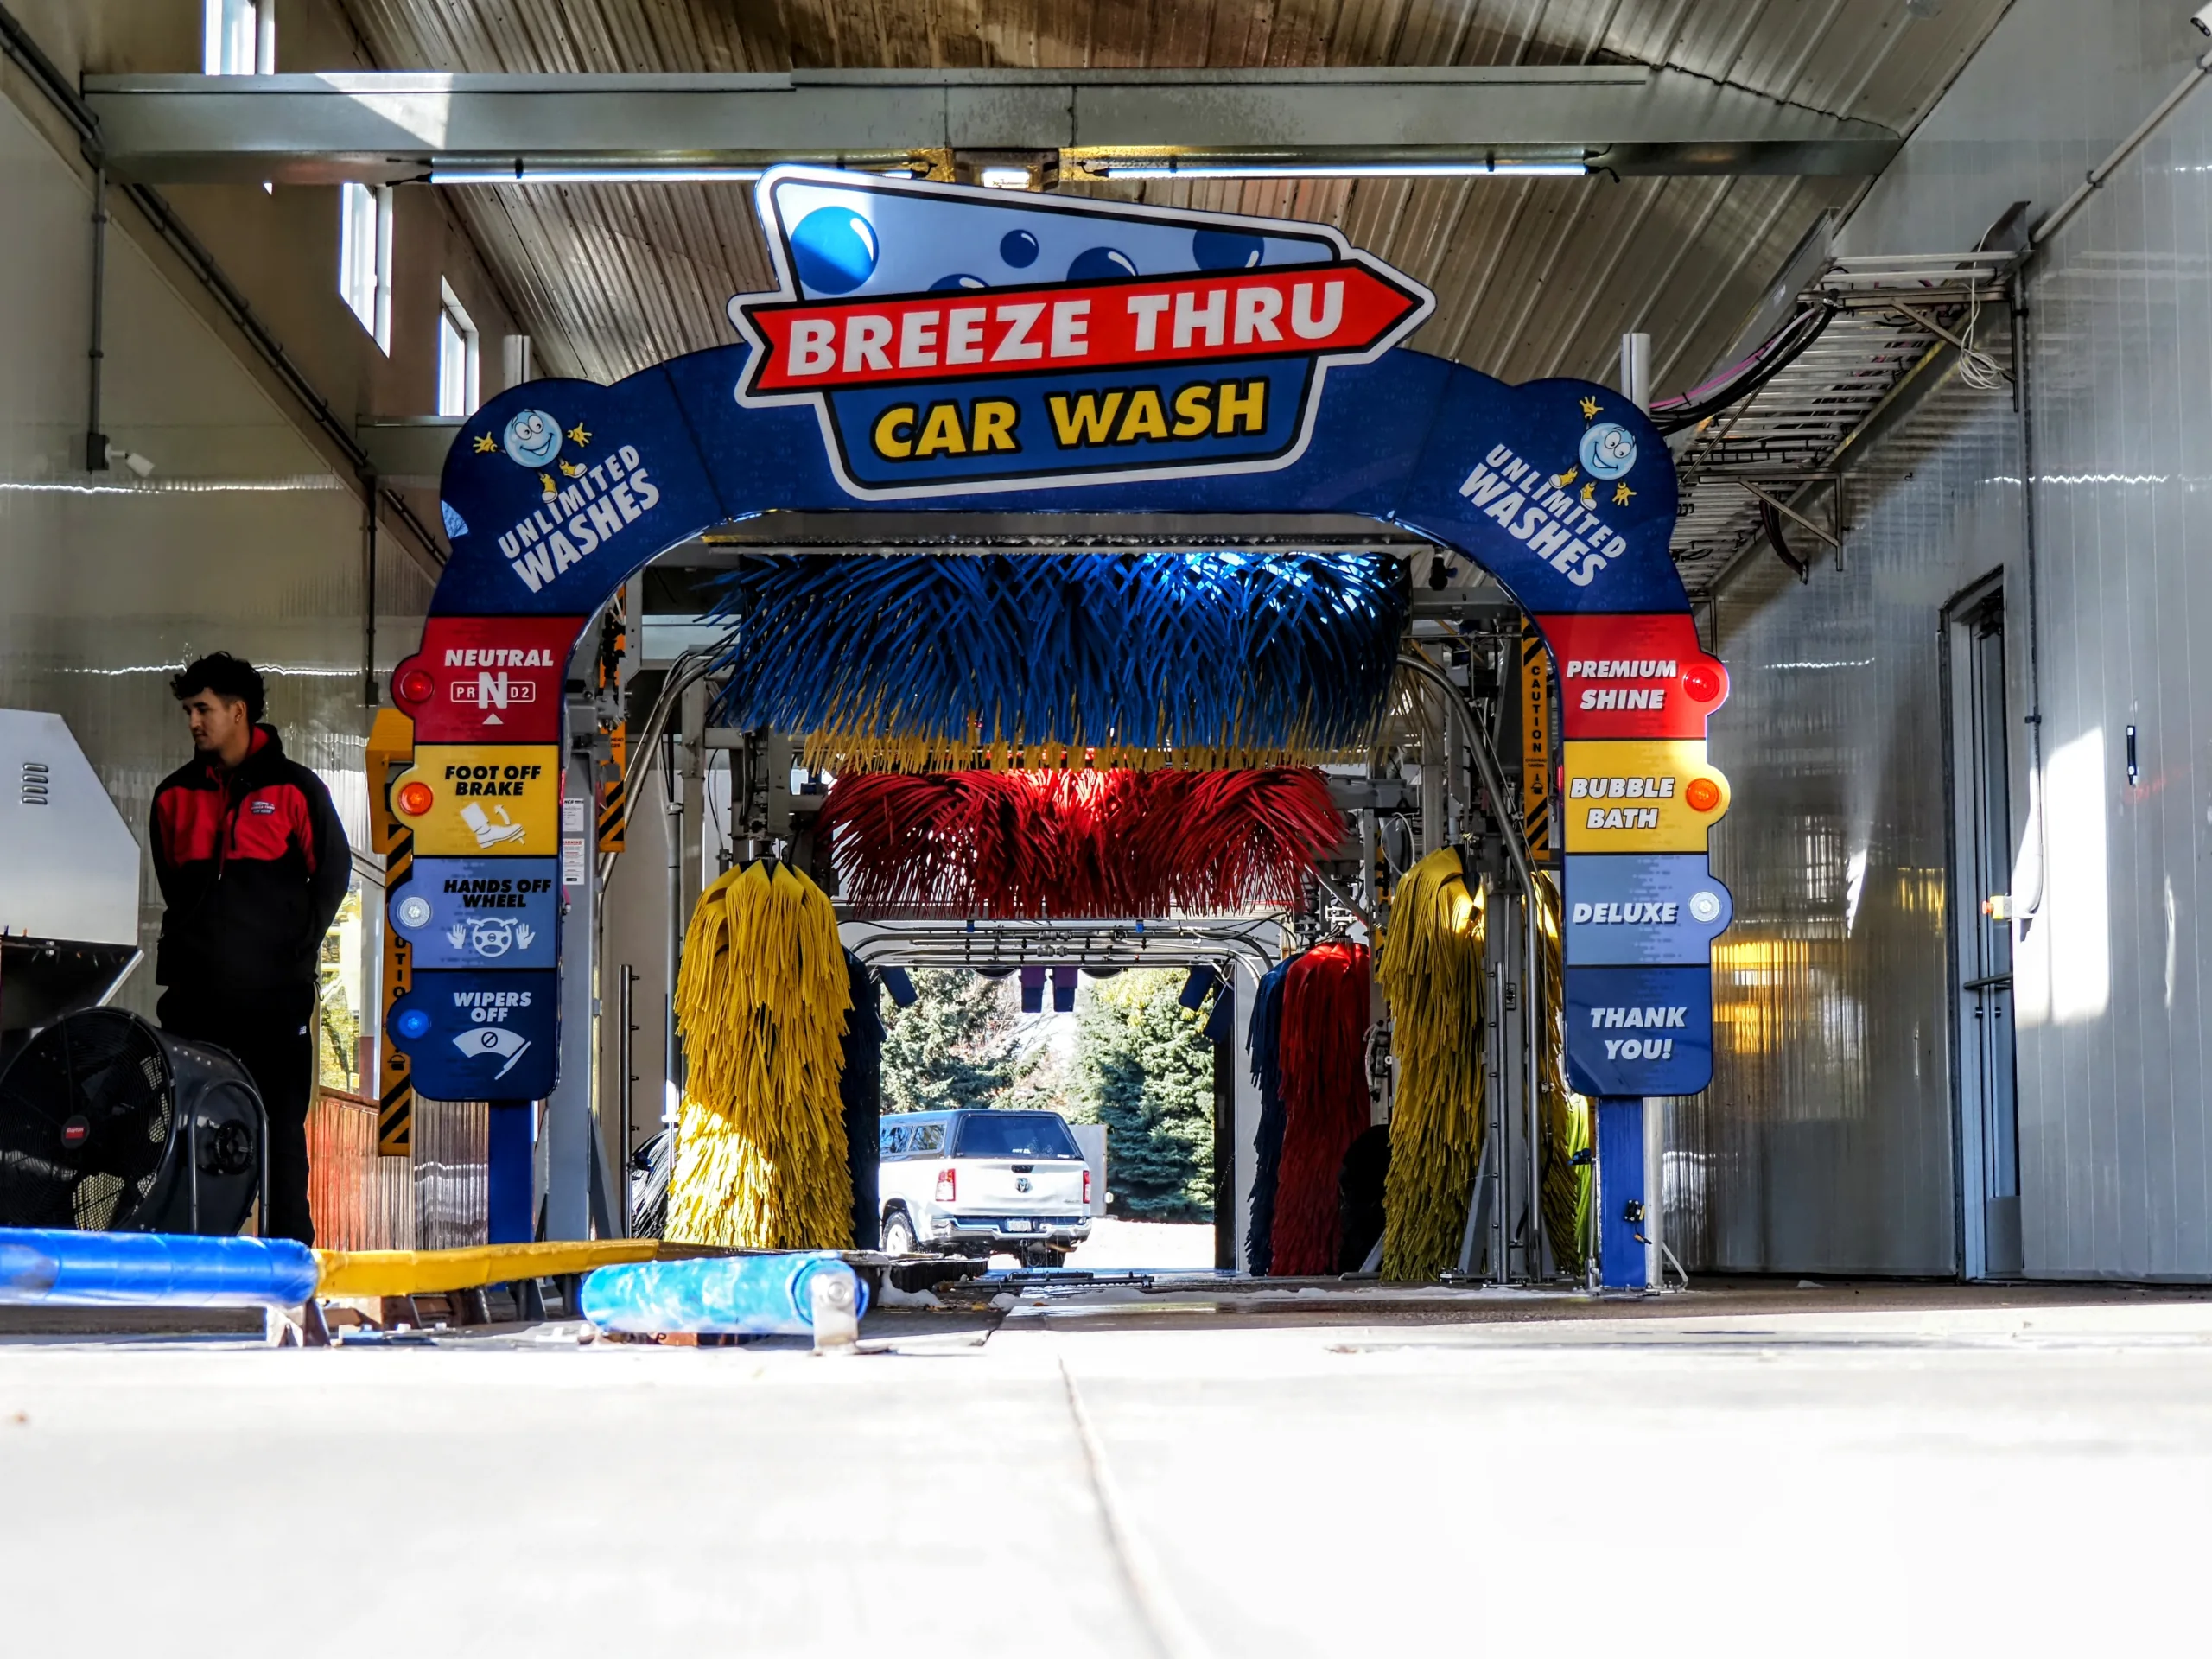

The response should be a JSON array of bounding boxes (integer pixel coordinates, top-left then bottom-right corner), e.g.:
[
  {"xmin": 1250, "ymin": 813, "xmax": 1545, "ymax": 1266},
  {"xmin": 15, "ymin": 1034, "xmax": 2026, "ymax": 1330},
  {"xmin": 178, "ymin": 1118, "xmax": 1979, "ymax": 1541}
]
[{"xmin": 823, "ymin": 767, "xmax": 1344, "ymax": 919}]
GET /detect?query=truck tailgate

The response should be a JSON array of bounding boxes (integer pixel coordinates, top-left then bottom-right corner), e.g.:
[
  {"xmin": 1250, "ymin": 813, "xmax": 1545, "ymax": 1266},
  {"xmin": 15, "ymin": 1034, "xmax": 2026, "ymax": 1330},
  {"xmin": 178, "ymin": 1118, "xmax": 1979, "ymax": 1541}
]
[{"xmin": 961, "ymin": 1160, "xmax": 1085, "ymax": 1210}]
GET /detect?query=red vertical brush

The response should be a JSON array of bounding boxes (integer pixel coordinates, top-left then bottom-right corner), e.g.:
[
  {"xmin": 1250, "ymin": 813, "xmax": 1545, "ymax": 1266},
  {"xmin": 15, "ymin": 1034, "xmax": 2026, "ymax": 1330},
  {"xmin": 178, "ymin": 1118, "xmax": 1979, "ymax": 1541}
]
[{"xmin": 1268, "ymin": 940, "xmax": 1372, "ymax": 1275}]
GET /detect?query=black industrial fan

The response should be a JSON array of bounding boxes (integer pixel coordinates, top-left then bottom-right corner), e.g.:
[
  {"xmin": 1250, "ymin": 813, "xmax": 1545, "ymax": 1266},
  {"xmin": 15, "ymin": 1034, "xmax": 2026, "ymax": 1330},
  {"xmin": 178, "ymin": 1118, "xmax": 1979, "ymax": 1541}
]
[{"xmin": 0, "ymin": 1008, "xmax": 266, "ymax": 1234}]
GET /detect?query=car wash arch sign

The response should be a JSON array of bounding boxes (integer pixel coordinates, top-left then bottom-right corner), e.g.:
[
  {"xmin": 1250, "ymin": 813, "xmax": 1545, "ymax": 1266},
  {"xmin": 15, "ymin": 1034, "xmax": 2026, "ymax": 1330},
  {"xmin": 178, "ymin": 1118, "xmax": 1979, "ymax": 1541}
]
[{"xmin": 381, "ymin": 166, "xmax": 1732, "ymax": 1104}]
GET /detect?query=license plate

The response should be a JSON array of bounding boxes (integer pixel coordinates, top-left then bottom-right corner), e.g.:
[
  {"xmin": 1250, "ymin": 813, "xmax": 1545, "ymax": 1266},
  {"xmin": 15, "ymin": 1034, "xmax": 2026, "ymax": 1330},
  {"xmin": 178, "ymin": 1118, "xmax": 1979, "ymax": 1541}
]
[{"xmin": 1002, "ymin": 1217, "xmax": 1033, "ymax": 1232}]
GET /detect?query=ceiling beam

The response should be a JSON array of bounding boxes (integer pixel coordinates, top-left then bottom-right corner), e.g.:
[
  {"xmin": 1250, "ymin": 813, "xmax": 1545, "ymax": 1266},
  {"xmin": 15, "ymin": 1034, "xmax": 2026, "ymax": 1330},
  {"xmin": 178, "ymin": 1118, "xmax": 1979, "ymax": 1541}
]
[{"xmin": 82, "ymin": 67, "xmax": 1899, "ymax": 184}]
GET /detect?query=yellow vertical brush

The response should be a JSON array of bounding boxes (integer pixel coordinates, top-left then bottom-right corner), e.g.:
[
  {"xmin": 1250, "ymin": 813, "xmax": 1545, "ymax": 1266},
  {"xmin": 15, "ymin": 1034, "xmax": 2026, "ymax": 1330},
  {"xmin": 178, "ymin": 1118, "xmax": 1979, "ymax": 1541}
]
[
  {"xmin": 1377, "ymin": 847, "xmax": 1488, "ymax": 1281},
  {"xmin": 666, "ymin": 860, "xmax": 855, "ymax": 1249},
  {"xmin": 1532, "ymin": 872, "xmax": 1594, "ymax": 1274}
]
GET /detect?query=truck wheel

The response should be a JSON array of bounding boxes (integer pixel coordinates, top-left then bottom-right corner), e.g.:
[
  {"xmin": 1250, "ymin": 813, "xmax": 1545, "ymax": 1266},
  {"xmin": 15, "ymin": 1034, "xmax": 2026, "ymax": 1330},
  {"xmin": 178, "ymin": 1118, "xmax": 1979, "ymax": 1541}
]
[{"xmin": 881, "ymin": 1211, "xmax": 918, "ymax": 1256}]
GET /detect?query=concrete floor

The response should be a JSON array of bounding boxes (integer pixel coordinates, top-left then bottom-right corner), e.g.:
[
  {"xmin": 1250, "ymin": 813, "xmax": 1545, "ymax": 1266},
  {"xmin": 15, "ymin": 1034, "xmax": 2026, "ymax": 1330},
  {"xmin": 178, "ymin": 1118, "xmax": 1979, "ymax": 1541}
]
[
  {"xmin": 2, "ymin": 1281, "xmax": 2207, "ymax": 1656},
  {"xmin": 1060, "ymin": 1217, "xmax": 1217, "ymax": 1270}
]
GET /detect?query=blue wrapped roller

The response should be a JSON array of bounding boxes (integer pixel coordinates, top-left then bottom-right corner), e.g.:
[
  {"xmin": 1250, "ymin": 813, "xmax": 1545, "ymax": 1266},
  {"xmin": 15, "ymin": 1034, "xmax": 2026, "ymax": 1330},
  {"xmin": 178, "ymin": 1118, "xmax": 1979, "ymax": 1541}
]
[
  {"xmin": 0, "ymin": 1228, "xmax": 319, "ymax": 1308},
  {"xmin": 580, "ymin": 1251, "xmax": 868, "ymax": 1337}
]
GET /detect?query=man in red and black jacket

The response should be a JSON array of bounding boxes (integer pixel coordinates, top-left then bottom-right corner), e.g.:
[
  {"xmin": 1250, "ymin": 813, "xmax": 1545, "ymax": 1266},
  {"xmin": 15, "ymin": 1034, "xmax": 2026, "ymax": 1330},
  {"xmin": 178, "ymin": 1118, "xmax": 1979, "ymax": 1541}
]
[{"xmin": 151, "ymin": 653, "xmax": 351, "ymax": 1243}]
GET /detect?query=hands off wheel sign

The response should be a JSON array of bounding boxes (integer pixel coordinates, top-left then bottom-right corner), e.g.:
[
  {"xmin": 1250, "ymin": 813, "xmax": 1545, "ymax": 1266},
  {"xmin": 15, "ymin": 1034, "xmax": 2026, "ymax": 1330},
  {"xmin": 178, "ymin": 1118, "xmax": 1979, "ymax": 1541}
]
[{"xmin": 385, "ymin": 163, "xmax": 1733, "ymax": 1110}]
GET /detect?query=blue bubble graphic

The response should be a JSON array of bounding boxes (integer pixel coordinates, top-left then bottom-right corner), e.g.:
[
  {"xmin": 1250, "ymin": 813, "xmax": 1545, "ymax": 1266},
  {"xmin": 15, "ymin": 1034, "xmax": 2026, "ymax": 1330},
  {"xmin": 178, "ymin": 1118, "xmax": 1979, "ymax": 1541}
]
[
  {"xmin": 790, "ymin": 207, "xmax": 879, "ymax": 296},
  {"xmin": 931, "ymin": 273, "xmax": 988, "ymax": 291},
  {"xmin": 441, "ymin": 500, "xmax": 469, "ymax": 538},
  {"xmin": 1068, "ymin": 246, "xmax": 1138, "ymax": 282},
  {"xmin": 1192, "ymin": 229, "xmax": 1264, "ymax": 271},
  {"xmin": 1000, "ymin": 229, "xmax": 1040, "ymax": 269},
  {"xmin": 1578, "ymin": 422, "xmax": 1639, "ymax": 480},
  {"xmin": 501, "ymin": 409, "xmax": 562, "ymax": 468}
]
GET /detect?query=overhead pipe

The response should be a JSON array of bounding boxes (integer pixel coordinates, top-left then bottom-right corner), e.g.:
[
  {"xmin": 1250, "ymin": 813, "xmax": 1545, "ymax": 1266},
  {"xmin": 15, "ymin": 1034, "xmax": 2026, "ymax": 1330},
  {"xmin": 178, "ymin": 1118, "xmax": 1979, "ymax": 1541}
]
[
  {"xmin": 2031, "ymin": 42, "xmax": 2212, "ymax": 251},
  {"xmin": 2010, "ymin": 271, "xmax": 2047, "ymax": 925},
  {"xmin": 84, "ymin": 166, "xmax": 107, "ymax": 471},
  {"xmin": 1998, "ymin": 41, "xmax": 2212, "ymax": 921}
]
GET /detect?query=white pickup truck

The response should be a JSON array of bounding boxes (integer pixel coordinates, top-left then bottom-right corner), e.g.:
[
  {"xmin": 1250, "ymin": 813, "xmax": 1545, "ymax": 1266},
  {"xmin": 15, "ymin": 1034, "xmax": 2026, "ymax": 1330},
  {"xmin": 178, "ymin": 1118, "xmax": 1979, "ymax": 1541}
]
[{"xmin": 877, "ymin": 1109, "xmax": 1093, "ymax": 1264}]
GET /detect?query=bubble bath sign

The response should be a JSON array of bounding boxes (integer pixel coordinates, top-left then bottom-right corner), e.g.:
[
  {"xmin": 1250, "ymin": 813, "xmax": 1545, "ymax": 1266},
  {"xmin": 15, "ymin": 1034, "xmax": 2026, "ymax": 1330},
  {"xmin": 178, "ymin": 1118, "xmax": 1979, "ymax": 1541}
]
[{"xmin": 728, "ymin": 167, "xmax": 1433, "ymax": 499}]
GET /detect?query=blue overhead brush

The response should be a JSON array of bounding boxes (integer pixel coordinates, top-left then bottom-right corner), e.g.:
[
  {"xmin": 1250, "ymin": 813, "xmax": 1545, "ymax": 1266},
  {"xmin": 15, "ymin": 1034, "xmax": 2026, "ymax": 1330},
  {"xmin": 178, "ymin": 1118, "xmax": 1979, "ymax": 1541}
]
[{"xmin": 705, "ymin": 551, "xmax": 1409, "ymax": 770}]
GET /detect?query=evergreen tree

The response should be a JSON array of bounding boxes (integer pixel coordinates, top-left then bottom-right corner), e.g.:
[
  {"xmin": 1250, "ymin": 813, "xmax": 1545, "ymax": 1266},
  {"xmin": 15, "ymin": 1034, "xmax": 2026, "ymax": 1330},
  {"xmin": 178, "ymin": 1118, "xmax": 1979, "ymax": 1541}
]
[
  {"xmin": 1071, "ymin": 970, "xmax": 1216, "ymax": 1220},
  {"xmin": 880, "ymin": 970, "xmax": 1032, "ymax": 1114}
]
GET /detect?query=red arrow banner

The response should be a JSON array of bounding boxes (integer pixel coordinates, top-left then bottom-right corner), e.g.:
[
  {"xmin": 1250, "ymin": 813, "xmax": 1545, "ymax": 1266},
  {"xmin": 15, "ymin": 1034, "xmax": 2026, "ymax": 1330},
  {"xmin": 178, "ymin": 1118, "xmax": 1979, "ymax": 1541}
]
[{"xmin": 741, "ymin": 263, "xmax": 1423, "ymax": 394}]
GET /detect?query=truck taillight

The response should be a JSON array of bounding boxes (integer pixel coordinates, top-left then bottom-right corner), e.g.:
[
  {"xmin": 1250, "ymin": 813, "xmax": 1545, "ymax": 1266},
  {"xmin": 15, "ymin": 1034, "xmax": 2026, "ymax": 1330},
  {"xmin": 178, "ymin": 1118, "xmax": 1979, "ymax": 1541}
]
[
  {"xmin": 1083, "ymin": 1168, "xmax": 1092, "ymax": 1205},
  {"xmin": 935, "ymin": 1167, "xmax": 957, "ymax": 1202}
]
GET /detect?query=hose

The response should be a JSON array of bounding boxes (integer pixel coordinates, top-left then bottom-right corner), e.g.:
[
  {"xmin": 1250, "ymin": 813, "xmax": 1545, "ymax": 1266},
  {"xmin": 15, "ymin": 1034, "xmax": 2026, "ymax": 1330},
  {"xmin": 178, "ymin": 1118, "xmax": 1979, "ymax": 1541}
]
[
  {"xmin": 1758, "ymin": 499, "xmax": 1810, "ymax": 583},
  {"xmin": 1649, "ymin": 301, "xmax": 1837, "ymax": 435}
]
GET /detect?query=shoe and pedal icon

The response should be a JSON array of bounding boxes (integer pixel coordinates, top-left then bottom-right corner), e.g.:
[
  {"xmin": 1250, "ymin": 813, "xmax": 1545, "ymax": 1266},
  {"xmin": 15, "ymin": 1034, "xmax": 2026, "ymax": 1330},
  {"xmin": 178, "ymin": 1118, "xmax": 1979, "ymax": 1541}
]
[{"xmin": 461, "ymin": 802, "xmax": 527, "ymax": 849}]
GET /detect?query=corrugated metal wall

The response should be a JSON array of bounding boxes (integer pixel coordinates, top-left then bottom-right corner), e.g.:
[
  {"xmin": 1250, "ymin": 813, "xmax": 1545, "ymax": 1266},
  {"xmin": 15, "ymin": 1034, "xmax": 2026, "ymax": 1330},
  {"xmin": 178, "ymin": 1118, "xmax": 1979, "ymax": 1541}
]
[
  {"xmin": 1675, "ymin": 0, "xmax": 2212, "ymax": 1280},
  {"xmin": 1676, "ymin": 373, "xmax": 2018, "ymax": 1274},
  {"xmin": 343, "ymin": 0, "xmax": 2007, "ymax": 389}
]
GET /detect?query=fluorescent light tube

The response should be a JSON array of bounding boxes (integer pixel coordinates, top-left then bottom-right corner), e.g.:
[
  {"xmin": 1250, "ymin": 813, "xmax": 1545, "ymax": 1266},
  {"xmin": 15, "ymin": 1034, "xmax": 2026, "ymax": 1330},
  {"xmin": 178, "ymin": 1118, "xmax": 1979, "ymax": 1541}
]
[
  {"xmin": 1094, "ymin": 160, "xmax": 1588, "ymax": 180},
  {"xmin": 429, "ymin": 165, "xmax": 766, "ymax": 185}
]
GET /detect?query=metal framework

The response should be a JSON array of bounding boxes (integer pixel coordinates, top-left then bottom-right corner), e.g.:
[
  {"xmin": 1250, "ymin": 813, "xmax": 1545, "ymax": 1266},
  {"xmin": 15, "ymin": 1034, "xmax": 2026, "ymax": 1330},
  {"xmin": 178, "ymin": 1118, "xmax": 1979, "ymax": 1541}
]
[
  {"xmin": 838, "ymin": 916, "xmax": 1282, "ymax": 977},
  {"xmin": 1670, "ymin": 250, "xmax": 2024, "ymax": 592},
  {"xmin": 81, "ymin": 67, "xmax": 1900, "ymax": 184}
]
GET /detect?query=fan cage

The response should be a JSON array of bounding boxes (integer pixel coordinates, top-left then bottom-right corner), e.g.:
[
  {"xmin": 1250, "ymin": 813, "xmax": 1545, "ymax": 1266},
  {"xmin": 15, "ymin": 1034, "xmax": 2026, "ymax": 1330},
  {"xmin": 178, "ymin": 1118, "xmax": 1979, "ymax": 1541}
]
[{"xmin": 0, "ymin": 1009, "xmax": 174, "ymax": 1231}]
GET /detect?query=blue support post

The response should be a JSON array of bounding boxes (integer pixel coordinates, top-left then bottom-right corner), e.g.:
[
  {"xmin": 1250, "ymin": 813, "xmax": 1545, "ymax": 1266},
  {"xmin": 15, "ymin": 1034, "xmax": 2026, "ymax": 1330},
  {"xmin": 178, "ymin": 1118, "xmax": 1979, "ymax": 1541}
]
[
  {"xmin": 1596, "ymin": 1096, "xmax": 1648, "ymax": 1290},
  {"xmin": 488, "ymin": 1099, "xmax": 537, "ymax": 1245}
]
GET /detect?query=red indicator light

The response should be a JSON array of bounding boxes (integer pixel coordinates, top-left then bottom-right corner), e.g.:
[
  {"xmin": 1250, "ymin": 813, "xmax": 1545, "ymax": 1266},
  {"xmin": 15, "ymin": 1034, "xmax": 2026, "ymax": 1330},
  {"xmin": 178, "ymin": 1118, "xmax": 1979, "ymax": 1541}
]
[
  {"xmin": 397, "ymin": 780, "xmax": 435, "ymax": 817},
  {"xmin": 1684, "ymin": 778, "xmax": 1721, "ymax": 813},
  {"xmin": 1683, "ymin": 665, "xmax": 1721, "ymax": 702},
  {"xmin": 397, "ymin": 667, "xmax": 436, "ymax": 705}
]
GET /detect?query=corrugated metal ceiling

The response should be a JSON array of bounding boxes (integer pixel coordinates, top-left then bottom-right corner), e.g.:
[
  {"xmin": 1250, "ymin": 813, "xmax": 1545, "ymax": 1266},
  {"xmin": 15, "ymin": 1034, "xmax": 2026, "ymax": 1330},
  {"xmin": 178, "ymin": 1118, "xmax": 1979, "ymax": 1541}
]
[{"xmin": 340, "ymin": 0, "xmax": 2010, "ymax": 423}]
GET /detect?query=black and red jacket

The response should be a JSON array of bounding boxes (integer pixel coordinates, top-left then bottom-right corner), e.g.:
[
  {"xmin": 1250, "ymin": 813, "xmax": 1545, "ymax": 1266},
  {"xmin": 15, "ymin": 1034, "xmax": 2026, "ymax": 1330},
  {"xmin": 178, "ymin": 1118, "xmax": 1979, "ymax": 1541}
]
[{"xmin": 150, "ymin": 725, "xmax": 352, "ymax": 991}]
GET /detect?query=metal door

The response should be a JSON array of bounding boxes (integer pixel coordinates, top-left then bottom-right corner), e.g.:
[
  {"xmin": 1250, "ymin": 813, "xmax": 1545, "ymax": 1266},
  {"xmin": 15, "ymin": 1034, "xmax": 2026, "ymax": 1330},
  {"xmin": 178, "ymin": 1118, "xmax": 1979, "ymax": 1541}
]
[{"xmin": 1946, "ymin": 585, "xmax": 2022, "ymax": 1278}]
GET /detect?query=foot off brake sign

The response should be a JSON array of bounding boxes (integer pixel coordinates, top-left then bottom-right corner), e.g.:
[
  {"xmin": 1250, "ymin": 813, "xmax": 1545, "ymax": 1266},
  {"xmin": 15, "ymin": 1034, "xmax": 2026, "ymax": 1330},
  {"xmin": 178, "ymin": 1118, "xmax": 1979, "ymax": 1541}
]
[{"xmin": 729, "ymin": 168, "xmax": 1433, "ymax": 498}]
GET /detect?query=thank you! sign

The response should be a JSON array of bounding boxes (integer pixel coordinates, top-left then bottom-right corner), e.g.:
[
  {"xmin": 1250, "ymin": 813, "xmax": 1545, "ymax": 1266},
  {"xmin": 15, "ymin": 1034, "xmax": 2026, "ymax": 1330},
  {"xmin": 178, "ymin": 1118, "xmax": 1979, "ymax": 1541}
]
[{"xmin": 728, "ymin": 168, "xmax": 1431, "ymax": 496}]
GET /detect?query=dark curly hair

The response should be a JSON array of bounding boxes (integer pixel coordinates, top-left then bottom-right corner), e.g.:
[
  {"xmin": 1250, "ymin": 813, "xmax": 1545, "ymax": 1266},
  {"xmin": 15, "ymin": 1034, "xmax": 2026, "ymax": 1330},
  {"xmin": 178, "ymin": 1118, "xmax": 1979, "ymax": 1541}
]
[{"xmin": 171, "ymin": 652, "xmax": 266, "ymax": 724}]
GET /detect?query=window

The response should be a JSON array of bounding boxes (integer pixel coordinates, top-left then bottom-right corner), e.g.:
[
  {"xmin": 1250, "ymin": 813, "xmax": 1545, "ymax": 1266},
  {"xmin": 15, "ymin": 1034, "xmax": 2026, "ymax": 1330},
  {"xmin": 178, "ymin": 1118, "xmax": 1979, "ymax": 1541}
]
[
  {"xmin": 952, "ymin": 1112, "xmax": 1083, "ymax": 1160},
  {"xmin": 339, "ymin": 182, "xmax": 392, "ymax": 353},
  {"xmin": 908, "ymin": 1122, "xmax": 946, "ymax": 1154},
  {"xmin": 203, "ymin": 0, "xmax": 272, "ymax": 74},
  {"xmin": 437, "ymin": 282, "xmax": 480, "ymax": 416}
]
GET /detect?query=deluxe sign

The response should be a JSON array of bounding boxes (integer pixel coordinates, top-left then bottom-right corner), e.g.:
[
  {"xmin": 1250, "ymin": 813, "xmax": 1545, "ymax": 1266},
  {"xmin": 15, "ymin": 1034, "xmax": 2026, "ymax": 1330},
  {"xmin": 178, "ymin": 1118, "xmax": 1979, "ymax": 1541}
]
[{"xmin": 728, "ymin": 168, "xmax": 1430, "ymax": 497}]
